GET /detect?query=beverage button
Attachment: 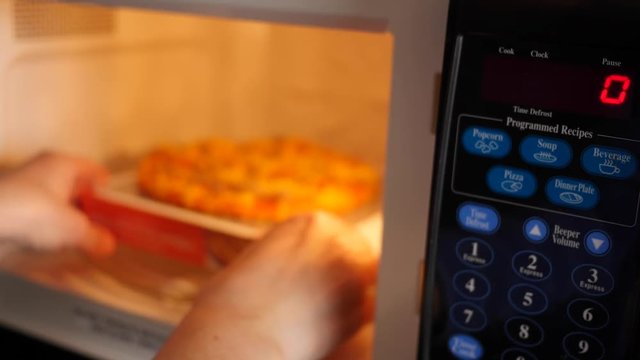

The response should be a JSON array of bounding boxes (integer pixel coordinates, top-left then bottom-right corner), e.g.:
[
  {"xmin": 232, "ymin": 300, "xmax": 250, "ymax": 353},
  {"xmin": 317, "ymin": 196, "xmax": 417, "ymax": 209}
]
[
  {"xmin": 462, "ymin": 126, "xmax": 512, "ymax": 158},
  {"xmin": 584, "ymin": 231, "xmax": 611, "ymax": 256},
  {"xmin": 567, "ymin": 299, "xmax": 610, "ymax": 330},
  {"xmin": 450, "ymin": 302, "xmax": 488, "ymax": 332},
  {"xmin": 505, "ymin": 317, "xmax": 544, "ymax": 347},
  {"xmin": 501, "ymin": 348, "xmax": 538, "ymax": 360},
  {"xmin": 563, "ymin": 332, "xmax": 605, "ymax": 360},
  {"xmin": 512, "ymin": 251, "xmax": 552, "ymax": 282},
  {"xmin": 581, "ymin": 145, "xmax": 637, "ymax": 179},
  {"xmin": 457, "ymin": 203, "xmax": 501, "ymax": 234},
  {"xmin": 545, "ymin": 177, "xmax": 599, "ymax": 210},
  {"xmin": 456, "ymin": 238, "xmax": 494, "ymax": 268},
  {"xmin": 487, "ymin": 166, "xmax": 537, "ymax": 198},
  {"xmin": 520, "ymin": 135, "xmax": 572, "ymax": 168},
  {"xmin": 453, "ymin": 270, "xmax": 491, "ymax": 300},
  {"xmin": 572, "ymin": 265, "xmax": 614, "ymax": 296},
  {"xmin": 508, "ymin": 284, "xmax": 549, "ymax": 315},
  {"xmin": 523, "ymin": 217, "xmax": 549, "ymax": 244},
  {"xmin": 448, "ymin": 334, "xmax": 484, "ymax": 360}
]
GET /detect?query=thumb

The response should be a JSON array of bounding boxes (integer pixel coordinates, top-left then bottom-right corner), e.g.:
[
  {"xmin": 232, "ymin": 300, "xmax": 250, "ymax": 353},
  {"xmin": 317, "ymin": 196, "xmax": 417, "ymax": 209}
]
[{"xmin": 24, "ymin": 206, "xmax": 116, "ymax": 257}]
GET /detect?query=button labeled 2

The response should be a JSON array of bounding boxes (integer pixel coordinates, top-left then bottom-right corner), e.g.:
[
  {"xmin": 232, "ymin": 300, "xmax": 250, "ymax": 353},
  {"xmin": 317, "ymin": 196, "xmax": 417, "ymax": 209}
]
[
  {"xmin": 520, "ymin": 135, "xmax": 572, "ymax": 168},
  {"xmin": 487, "ymin": 166, "xmax": 537, "ymax": 198},
  {"xmin": 582, "ymin": 145, "xmax": 637, "ymax": 179},
  {"xmin": 512, "ymin": 251, "xmax": 552, "ymax": 282}
]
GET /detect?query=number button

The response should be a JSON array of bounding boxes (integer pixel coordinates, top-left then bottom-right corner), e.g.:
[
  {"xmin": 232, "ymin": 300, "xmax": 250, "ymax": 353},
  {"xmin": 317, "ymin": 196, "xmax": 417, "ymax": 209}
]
[
  {"xmin": 450, "ymin": 302, "xmax": 488, "ymax": 331},
  {"xmin": 453, "ymin": 270, "xmax": 491, "ymax": 300},
  {"xmin": 563, "ymin": 332, "xmax": 605, "ymax": 360},
  {"xmin": 572, "ymin": 265, "xmax": 614, "ymax": 296},
  {"xmin": 508, "ymin": 284, "xmax": 549, "ymax": 315},
  {"xmin": 567, "ymin": 299, "xmax": 610, "ymax": 330},
  {"xmin": 505, "ymin": 317, "xmax": 544, "ymax": 347},
  {"xmin": 501, "ymin": 348, "xmax": 538, "ymax": 360},
  {"xmin": 456, "ymin": 238, "xmax": 494, "ymax": 268},
  {"xmin": 512, "ymin": 251, "xmax": 552, "ymax": 282}
]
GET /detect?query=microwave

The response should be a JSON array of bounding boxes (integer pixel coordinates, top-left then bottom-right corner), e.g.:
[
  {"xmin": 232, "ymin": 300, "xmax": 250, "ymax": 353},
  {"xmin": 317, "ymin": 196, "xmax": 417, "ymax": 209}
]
[{"xmin": 0, "ymin": 0, "xmax": 449, "ymax": 359}]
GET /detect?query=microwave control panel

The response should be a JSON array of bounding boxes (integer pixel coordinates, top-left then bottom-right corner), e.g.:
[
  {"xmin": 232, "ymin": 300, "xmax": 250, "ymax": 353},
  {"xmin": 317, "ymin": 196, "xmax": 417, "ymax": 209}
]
[{"xmin": 421, "ymin": 35, "xmax": 640, "ymax": 359}]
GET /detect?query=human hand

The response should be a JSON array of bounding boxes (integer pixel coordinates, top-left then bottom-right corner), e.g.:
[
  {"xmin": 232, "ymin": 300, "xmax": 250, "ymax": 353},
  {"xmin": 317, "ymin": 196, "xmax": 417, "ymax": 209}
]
[
  {"xmin": 0, "ymin": 153, "xmax": 115, "ymax": 257},
  {"xmin": 157, "ymin": 212, "xmax": 379, "ymax": 360}
]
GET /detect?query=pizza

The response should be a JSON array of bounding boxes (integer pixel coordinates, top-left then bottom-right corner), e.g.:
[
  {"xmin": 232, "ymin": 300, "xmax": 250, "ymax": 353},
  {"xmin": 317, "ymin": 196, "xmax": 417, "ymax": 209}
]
[{"xmin": 137, "ymin": 137, "xmax": 381, "ymax": 223}]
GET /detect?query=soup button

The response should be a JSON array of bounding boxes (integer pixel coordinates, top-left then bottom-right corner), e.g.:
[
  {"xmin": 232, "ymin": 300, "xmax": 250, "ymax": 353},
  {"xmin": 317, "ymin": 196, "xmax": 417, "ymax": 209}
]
[
  {"xmin": 520, "ymin": 135, "xmax": 572, "ymax": 169},
  {"xmin": 582, "ymin": 145, "xmax": 637, "ymax": 179}
]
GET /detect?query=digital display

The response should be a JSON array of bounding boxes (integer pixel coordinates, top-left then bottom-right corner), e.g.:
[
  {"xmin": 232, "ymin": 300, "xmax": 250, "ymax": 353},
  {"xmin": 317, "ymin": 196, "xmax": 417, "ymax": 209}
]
[{"xmin": 481, "ymin": 56, "xmax": 635, "ymax": 119}]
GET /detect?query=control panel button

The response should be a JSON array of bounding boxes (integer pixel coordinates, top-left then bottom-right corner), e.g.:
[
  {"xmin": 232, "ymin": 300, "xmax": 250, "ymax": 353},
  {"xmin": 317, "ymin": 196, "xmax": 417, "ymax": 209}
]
[
  {"xmin": 567, "ymin": 299, "xmax": 610, "ymax": 330},
  {"xmin": 456, "ymin": 238, "xmax": 494, "ymax": 268},
  {"xmin": 501, "ymin": 348, "xmax": 538, "ymax": 360},
  {"xmin": 523, "ymin": 217, "xmax": 549, "ymax": 244},
  {"xmin": 508, "ymin": 284, "xmax": 549, "ymax": 315},
  {"xmin": 563, "ymin": 332, "xmax": 605, "ymax": 360},
  {"xmin": 487, "ymin": 166, "xmax": 537, "ymax": 198},
  {"xmin": 450, "ymin": 302, "xmax": 488, "ymax": 331},
  {"xmin": 512, "ymin": 251, "xmax": 552, "ymax": 282},
  {"xmin": 572, "ymin": 265, "xmax": 614, "ymax": 296},
  {"xmin": 584, "ymin": 231, "xmax": 611, "ymax": 256},
  {"xmin": 545, "ymin": 177, "xmax": 599, "ymax": 210},
  {"xmin": 454, "ymin": 270, "xmax": 491, "ymax": 300},
  {"xmin": 457, "ymin": 203, "xmax": 501, "ymax": 234},
  {"xmin": 462, "ymin": 126, "xmax": 512, "ymax": 158},
  {"xmin": 581, "ymin": 145, "xmax": 637, "ymax": 179},
  {"xmin": 520, "ymin": 135, "xmax": 572, "ymax": 168},
  {"xmin": 505, "ymin": 317, "xmax": 544, "ymax": 347},
  {"xmin": 448, "ymin": 334, "xmax": 484, "ymax": 360}
]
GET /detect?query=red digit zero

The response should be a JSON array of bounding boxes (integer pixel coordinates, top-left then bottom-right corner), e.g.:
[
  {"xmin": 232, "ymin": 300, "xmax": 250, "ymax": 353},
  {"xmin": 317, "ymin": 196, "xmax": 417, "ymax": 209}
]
[{"xmin": 600, "ymin": 74, "xmax": 631, "ymax": 105}]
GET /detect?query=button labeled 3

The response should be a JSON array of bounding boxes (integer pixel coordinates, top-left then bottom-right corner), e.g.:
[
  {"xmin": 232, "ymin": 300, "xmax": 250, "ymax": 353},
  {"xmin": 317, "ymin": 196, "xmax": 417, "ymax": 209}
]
[{"xmin": 572, "ymin": 265, "xmax": 614, "ymax": 296}]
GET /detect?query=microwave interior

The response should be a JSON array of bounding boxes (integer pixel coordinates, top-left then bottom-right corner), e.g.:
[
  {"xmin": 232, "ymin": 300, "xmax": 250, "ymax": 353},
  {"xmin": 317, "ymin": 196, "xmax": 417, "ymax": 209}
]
[{"xmin": 0, "ymin": 0, "xmax": 393, "ymax": 349}]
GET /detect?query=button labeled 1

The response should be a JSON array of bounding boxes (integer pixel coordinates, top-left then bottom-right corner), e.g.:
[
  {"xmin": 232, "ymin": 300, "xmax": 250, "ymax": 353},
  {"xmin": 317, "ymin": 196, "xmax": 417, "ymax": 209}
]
[{"xmin": 456, "ymin": 238, "xmax": 494, "ymax": 268}]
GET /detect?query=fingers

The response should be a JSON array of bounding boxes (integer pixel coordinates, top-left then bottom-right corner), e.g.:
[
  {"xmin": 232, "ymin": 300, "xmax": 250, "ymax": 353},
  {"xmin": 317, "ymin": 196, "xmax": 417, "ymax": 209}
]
[
  {"xmin": 17, "ymin": 152, "xmax": 108, "ymax": 200},
  {"xmin": 21, "ymin": 205, "xmax": 116, "ymax": 258}
]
